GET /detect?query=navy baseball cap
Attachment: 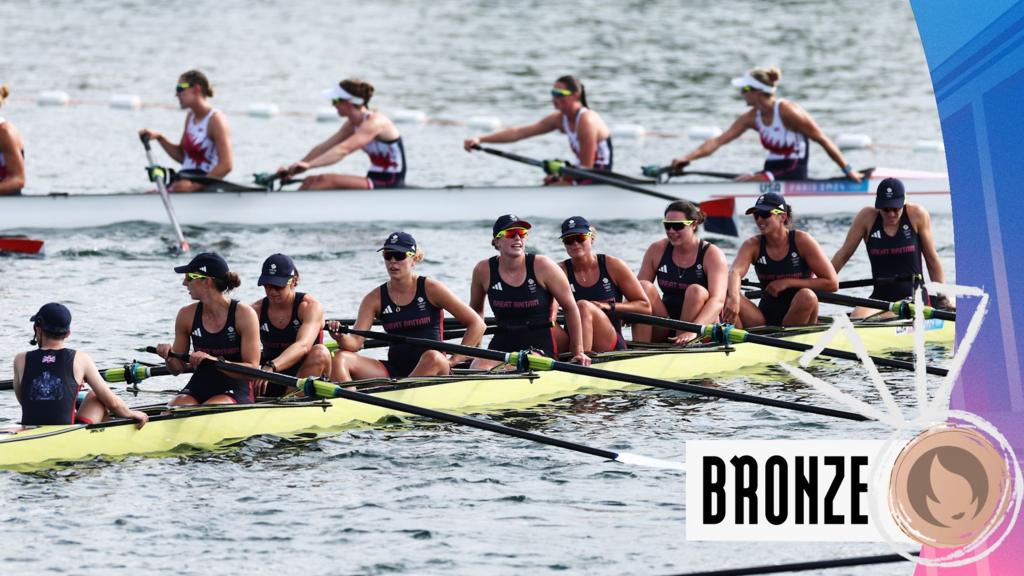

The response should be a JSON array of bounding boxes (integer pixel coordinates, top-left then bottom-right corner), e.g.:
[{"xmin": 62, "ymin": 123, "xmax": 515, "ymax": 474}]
[
  {"xmin": 875, "ymin": 178, "xmax": 906, "ymax": 209},
  {"xmin": 560, "ymin": 216, "xmax": 592, "ymax": 237},
  {"xmin": 258, "ymin": 253, "xmax": 297, "ymax": 287},
  {"xmin": 492, "ymin": 214, "xmax": 532, "ymax": 236},
  {"xmin": 30, "ymin": 302, "xmax": 72, "ymax": 334},
  {"xmin": 745, "ymin": 191, "xmax": 788, "ymax": 214},
  {"xmin": 377, "ymin": 231, "xmax": 417, "ymax": 253},
  {"xmin": 173, "ymin": 252, "xmax": 229, "ymax": 279}
]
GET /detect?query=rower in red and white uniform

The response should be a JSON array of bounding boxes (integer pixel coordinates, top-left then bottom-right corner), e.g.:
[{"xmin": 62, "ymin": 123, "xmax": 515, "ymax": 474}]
[
  {"xmin": 251, "ymin": 253, "xmax": 332, "ymax": 396},
  {"xmin": 280, "ymin": 78, "xmax": 406, "ymax": 189},
  {"xmin": 469, "ymin": 215, "xmax": 591, "ymax": 369},
  {"xmin": 138, "ymin": 70, "xmax": 234, "ymax": 192},
  {"xmin": 0, "ymin": 83, "xmax": 26, "ymax": 196},
  {"xmin": 327, "ymin": 232, "xmax": 485, "ymax": 381},
  {"xmin": 154, "ymin": 252, "xmax": 261, "ymax": 405},
  {"xmin": 724, "ymin": 192, "xmax": 839, "ymax": 327},
  {"xmin": 555, "ymin": 216, "xmax": 650, "ymax": 352},
  {"xmin": 463, "ymin": 75, "xmax": 612, "ymax": 184},
  {"xmin": 635, "ymin": 201, "xmax": 728, "ymax": 344},
  {"xmin": 13, "ymin": 303, "xmax": 148, "ymax": 427},
  {"xmin": 831, "ymin": 177, "xmax": 950, "ymax": 317},
  {"xmin": 670, "ymin": 67, "xmax": 862, "ymax": 183}
]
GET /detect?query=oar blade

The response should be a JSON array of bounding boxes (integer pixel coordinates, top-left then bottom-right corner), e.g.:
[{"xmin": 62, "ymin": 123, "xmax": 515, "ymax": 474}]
[
  {"xmin": 699, "ymin": 197, "xmax": 738, "ymax": 237},
  {"xmin": 615, "ymin": 452, "xmax": 686, "ymax": 471}
]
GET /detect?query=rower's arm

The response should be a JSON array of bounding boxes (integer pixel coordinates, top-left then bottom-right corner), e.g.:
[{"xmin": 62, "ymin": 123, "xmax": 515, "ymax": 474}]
[
  {"xmin": 426, "ymin": 279, "xmax": 486, "ymax": 364},
  {"xmin": 332, "ymin": 291, "xmax": 376, "ymax": 351},
  {"xmin": 606, "ymin": 256, "xmax": 651, "ymax": 315},
  {"xmin": 235, "ymin": 304, "xmax": 262, "ymax": 370},
  {"xmin": 696, "ymin": 245, "xmax": 729, "ymax": 325},
  {"xmin": 636, "ymin": 240, "xmax": 663, "ymax": 283},
  {"xmin": 270, "ymin": 297, "xmax": 325, "ymax": 371},
  {"xmin": 0, "ymin": 123, "xmax": 26, "ymax": 194},
  {"xmin": 476, "ymin": 113, "xmax": 561, "ymax": 145},
  {"xmin": 12, "ymin": 352, "xmax": 25, "ymax": 403},
  {"xmin": 911, "ymin": 205, "xmax": 946, "ymax": 284},
  {"xmin": 160, "ymin": 307, "xmax": 193, "ymax": 375},
  {"xmin": 724, "ymin": 238, "xmax": 759, "ymax": 323},
  {"xmin": 308, "ymin": 120, "xmax": 382, "ymax": 169},
  {"xmin": 793, "ymin": 231, "xmax": 839, "ymax": 292},
  {"xmin": 205, "ymin": 112, "xmax": 234, "ymax": 179},
  {"xmin": 302, "ymin": 123, "xmax": 355, "ymax": 162},
  {"xmin": 779, "ymin": 102, "xmax": 861, "ymax": 181},
  {"xmin": 575, "ymin": 112, "xmax": 600, "ymax": 169},
  {"xmin": 468, "ymin": 260, "xmax": 489, "ymax": 318},
  {"xmin": 159, "ymin": 116, "xmax": 190, "ymax": 163},
  {"xmin": 674, "ymin": 111, "xmax": 752, "ymax": 165},
  {"xmin": 831, "ymin": 207, "xmax": 874, "ymax": 273},
  {"xmin": 79, "ymin": 351, "xmax": 147, "ymax": 427},
  {"xmin": 537, "ymin": 256, "xmax": 589, "ymax": 364}
]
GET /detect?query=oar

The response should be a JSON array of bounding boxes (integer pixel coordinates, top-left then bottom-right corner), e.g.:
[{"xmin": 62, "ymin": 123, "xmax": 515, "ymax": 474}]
[
  {"xmin": 326, "ymin": 316, "xmax": 559, "ymax": 330},
  {"xmin": 334, "ymin": 327, "xmax": 869, "ymax": 421},
  {"xmin": 0, "ymin": 362, "xmax": 182, "ymax": 391},
  {"xmin": 742, "ymin": 275, "xmax": 921, "ymax": 291},
  {"xmin": 669, "ymin": 551, "xmax": 916, "ymax": 576},
  {"xmin": 471, "ymin": 145, "xmax": 738, "ymax": 236},
  {"xmin": 175, "ymin": 173, "xmax": 269, "ymax": 192},
  {"xmin": 140, "ymin": 134, "xmax": 190, "ymax": 253},
  {"xmin": 252, "ymin": 172, "xmax": 304, "ymax": 190},
  {"xmin": 611, "ymin": 310, "xmax": 948, "ymax": 376},
  {"xmin": 170, "ymin": 353, "xmax": 685, "ymax": 470},
  {"xmin": 643, "ymin": 164, "xmax": 876, "ymax": 182},
  {"xmin": 815, "ymin": 291, "xmax": 955, "ymax": 321}
]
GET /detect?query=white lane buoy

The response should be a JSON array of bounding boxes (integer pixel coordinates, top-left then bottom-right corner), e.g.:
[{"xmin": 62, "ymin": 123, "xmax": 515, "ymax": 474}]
[
  {"xmin": 38, "ymin": 91, "xmax": 70, "ymax": 106},
  {"xmin": 110, "ymin": 94, "xmax": 142, "ymax": 110},
  {"xmin": 315, "ymin": 107, "xmax": 338, "ymax": 122},
  {"xmin": 913, "ymin": 140, "xmax": 944, "ymax": 152},
  {"xmin": 468, "ymin": 116, "xmax": 502, "ymax": 131},
  {"xmin": 392, "ymin": 109, "xmax": 428, "ymax": 124},
  {"xmin": 247, "ymin": 103, "xmax": 279, "ymax": 118},
  {"xmin": 611, "ymin": 124, "xmax": 646, "ymax": 139},
  {"xmin": 836, "ymin": 133, "xmax": 873, "ymax": 150},
  {"xmin": 687, "ymin": 126, "xmax": 722, "ymax": 140}
]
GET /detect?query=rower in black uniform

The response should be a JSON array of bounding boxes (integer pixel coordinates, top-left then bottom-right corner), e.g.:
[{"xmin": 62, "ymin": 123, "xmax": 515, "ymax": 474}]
[
  {"xmin": 154, "ymin": 252, "xmax": 261, "ymax": 405},
  {"xmin": 725, "ymin": 192, "xmax": 838, "ymax": 327},
  {"xmin": 13, "ymin": 302, "xmax": 147, "ymax": 427},
  {"xmin": 831, "ymin": 177, "xmax": 950, "ymax": 317}
]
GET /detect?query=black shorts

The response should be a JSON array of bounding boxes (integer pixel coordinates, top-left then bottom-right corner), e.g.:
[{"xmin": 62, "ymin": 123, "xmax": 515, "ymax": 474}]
[
  {"xmin": 758, "ymin": 289, "xmax": 799, "ymax": 326},
  {"xmin": 763, "ymin": 157, "xmax": 808, "ymax": 181},
  {"xmin": 180, "ymin": 365, "xmax": 254, "ymax": 404},
  {"xmin": 488, "ymin": 326, "xmax": 557, "ymax": 358},
  {"xmin": 367, "ymin": 171, "xmax": 405, "ymax": 189}
]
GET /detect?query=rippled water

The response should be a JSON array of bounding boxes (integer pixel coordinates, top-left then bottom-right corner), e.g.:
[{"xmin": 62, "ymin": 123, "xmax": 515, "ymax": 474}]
[{"xmin": 1, "ymin": 1, "xmax": 952, "ymax": 575}]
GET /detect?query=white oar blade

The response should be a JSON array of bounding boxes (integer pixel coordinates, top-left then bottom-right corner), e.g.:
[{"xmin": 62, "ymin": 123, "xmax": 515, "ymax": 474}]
[{"xmin": 615, "ymin": 452, "xmax": 686, "ymax": 471}]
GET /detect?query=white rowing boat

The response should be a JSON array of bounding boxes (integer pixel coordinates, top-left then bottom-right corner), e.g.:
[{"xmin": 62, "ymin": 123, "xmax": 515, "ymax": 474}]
[{"xmin": 1, "ymin": 171, "xmax": 949, "ymax": 231}]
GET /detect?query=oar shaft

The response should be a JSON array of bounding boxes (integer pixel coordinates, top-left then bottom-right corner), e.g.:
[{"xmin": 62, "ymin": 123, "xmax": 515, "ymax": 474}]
[
  {"xmin": 815, "ymin": 291, "xmax": 956, "ymax": 322},
  {"xmin": 140, "ymin": 135, "xmax": 190, "ymax": 253}
]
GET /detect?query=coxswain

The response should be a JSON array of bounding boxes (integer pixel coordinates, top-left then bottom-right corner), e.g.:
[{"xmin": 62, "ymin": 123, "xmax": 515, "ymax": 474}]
[
  {"xmin": 280, "ymin": 78, "xmax": 406, "ymax": 190},
  {"xmin": 13, "ymin": 303, "xmax": 148, "ymax": 427},
  {"xmin": 327, "ymin": 232, "xmax": 485, "ymax": 381},
  {"xmin": 555, "ymin": 216, "xmax": 650, "ymax": 352},
  {"xmin": 0, "ymin": 83, "xmax": 26, "ymax": 195},
  {"xmin": 463, "ymin": 75, "xmax": 612, "ymax": 184},
  {"xmin": 671, "ymin": 67, "xmax": 862, "ymax": 183},
  {"xmin": 251, "ymin": 253, "xmax": 332, "ymax": 396},
  {"xmin": 635, "ymin": 200, "xmax": 728, "ymax": 343},
  {"xmin": 724, "ymin": 192, "xmax": 839, "ymax": 327},
  {"xmin": 831, "ymin": 177, "xmax": 949, "ymax": 317},
  {"xmin": 469, "ymin": 215, "xmax": 591, "ymax": 368},
  {"xmin": 138, "ymin": 70, "xmax": 233, "ymax": 192},
  {"xmin": 155, "ymin": 252, "xmax": 261, "ymax": 405}
]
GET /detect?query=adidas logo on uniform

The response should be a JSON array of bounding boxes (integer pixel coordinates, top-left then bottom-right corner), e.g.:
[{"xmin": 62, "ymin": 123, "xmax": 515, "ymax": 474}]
[
  {"xmin": 491, "ymin": 282, "xmax": 503, "ymax": 291},
  {"xmin": 383, "ymin": 305, "xmax": 394, "ymax": 314},
  {"xmin": 757, "ymin": 256, "xmax": 767, "ymax": 265},
  {"xmin": 871, "ymin": 230, "xmax": 882, "ymax": 239},
  {"xmin": 261, "ymin": 323, "xmax": 270, "ymax": 332},
  {"xmin": 192, "ymin": 328, "xmax": 202, "ymax": 337},
  {"xmin": 658, "ymin": 265, "xmax": 668, "ymax": 273}
]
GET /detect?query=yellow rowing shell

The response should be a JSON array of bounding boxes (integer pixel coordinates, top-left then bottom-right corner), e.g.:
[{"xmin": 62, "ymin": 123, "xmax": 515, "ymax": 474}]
[{"xmin": 0, "ymin": 318, "xmax": 953, "ymax": 471}]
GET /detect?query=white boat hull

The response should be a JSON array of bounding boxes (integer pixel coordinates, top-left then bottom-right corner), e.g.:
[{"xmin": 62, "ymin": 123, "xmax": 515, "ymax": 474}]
[{"xmin": 1, "ymin": 176, "xmax": 951, "ymax": 230}]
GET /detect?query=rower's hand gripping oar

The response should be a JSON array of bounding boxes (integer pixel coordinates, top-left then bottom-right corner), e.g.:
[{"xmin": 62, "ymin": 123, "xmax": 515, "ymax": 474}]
[
  {"xmin": 469, "ymin": 144, "xmax": 739, "ymax": 237},
  {"xmin": 610, "ymin": 310, "xmax": 949, "ymax": 377},
  {"xmin": 140, "ymin": 134, "xmax": 190, "ymax": 253},
  {"xmin": 175, "ymin": 352, "xmax": 684, "ymax": 470},
  {"xmin": 334, "ymin": 326, "xmax": 869, "ymax": 422},
  {"xmin": 739, "ymin": 280, "xmax": 955, "ymax": 322}
]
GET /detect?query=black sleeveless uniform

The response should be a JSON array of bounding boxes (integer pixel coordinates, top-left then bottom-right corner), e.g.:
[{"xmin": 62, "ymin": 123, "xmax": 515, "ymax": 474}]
[
  {"xmin": 655, "ymin": 241, "xmax": 710, "ymax": 321},
  {"xmin": 753, "ymin": 231, "xmax": 811, "ymax": 326},
  {"xmin": 487, "ymin": 255, "xmax": 556, "ymax": 357},
  {"xmin": 564, "ymin": 254, "xmax": 626, "ymax": 350},
  {"xmin": 180, "ymin": 300, "xmax": 253, "ymax": 404},
  {"xmin": 19, "ymin": 348, "xmax": 82, "ymax": 425},
  {"xmin": 379, "ymin": 276, "xmax": 443, "ymax": 378},
  {"xmin": 866, "ymin": 211, "xmax": 926, "ymax": 302},
  {"xmin": 259, "ymin": 292, "xmax": 324, "ymax": 395}
]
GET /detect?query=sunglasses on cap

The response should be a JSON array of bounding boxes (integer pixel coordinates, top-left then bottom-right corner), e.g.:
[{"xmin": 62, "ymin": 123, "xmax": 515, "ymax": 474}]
[
  {"xmin": 185, "ymin": 272, "xmax": 209, "ymax": 282},
  {"xmin": 662, "ymin": 219, "xmax": 695, "ymax": 231},
  {"xmin": 175, "ymin": 82, "xmax": 192, "ymax": 94},
  {"xmin": 331, "ymin": 97, "xmax": 349, "ymax": 105},
  {"xmin": 550, "ymin": 88, "xmax": 575, "ymax": 98},
  {"xmin": 740, "ymin": 85, "xmax": 755, "ymax": 94},
  {"xmin": 752, "ymin": 208, "xmax": 786, "ymax": 219},
  {"xmin": 561, "ymin": 232, "xmax": 592, "ymax": 245},
  {"xmin": 495, "ymin": 228, "xmax": 529, "ymax": 239},
  {"xmin": 382, "ymin": 250, "xmax": 414, "ymax": 261}
]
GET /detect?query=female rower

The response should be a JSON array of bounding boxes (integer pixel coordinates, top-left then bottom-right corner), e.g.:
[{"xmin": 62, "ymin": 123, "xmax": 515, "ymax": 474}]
[
  {"xmin": 555, "ymin": 216, "xmax": 650, "ymax": 352},
  {"xmin": 635, "ymin": 201, "xmax": 728, "ymax": 344},
  {"xmin": 0, "ymin": 84, "xmax": 26, "ymax": 195},
  {"xmin": 251, "ymin": 253, "xmax": 332, "ymax": 396},
  {"xmin": 831, "ymin": 178, "xmax": 948, "ymax": 317},
  {"xmin": 327, "ymin": 232, "xmax": 485, "ymax": 381},
  {"xmin": 468, "ymin": 215, "xmax": 591, "ymax": 368},
  {"xmin": 138, "ymin": 70, "xmax": 234, "ymax": 192},
  {"xmin": 724, "ymin": 192, "xmax": 839, "ymax": 327},
  {"xmin": 13, "ymin": 303, "xmax": 148, "ymax": 428},
  {"xmin": 670, "ymin": 67, "xmax": 862, "ymax": 183},
  {"xmin": 280, "ymin": 78, "xmax": 406, "ymax": 190},
  {"xmin": 155, "ymin": 252, "xmax": 261, "ymax": 405},
  {"xmin": 462, "ymin": 75, "xmax": 612, "ymax": 184}
]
